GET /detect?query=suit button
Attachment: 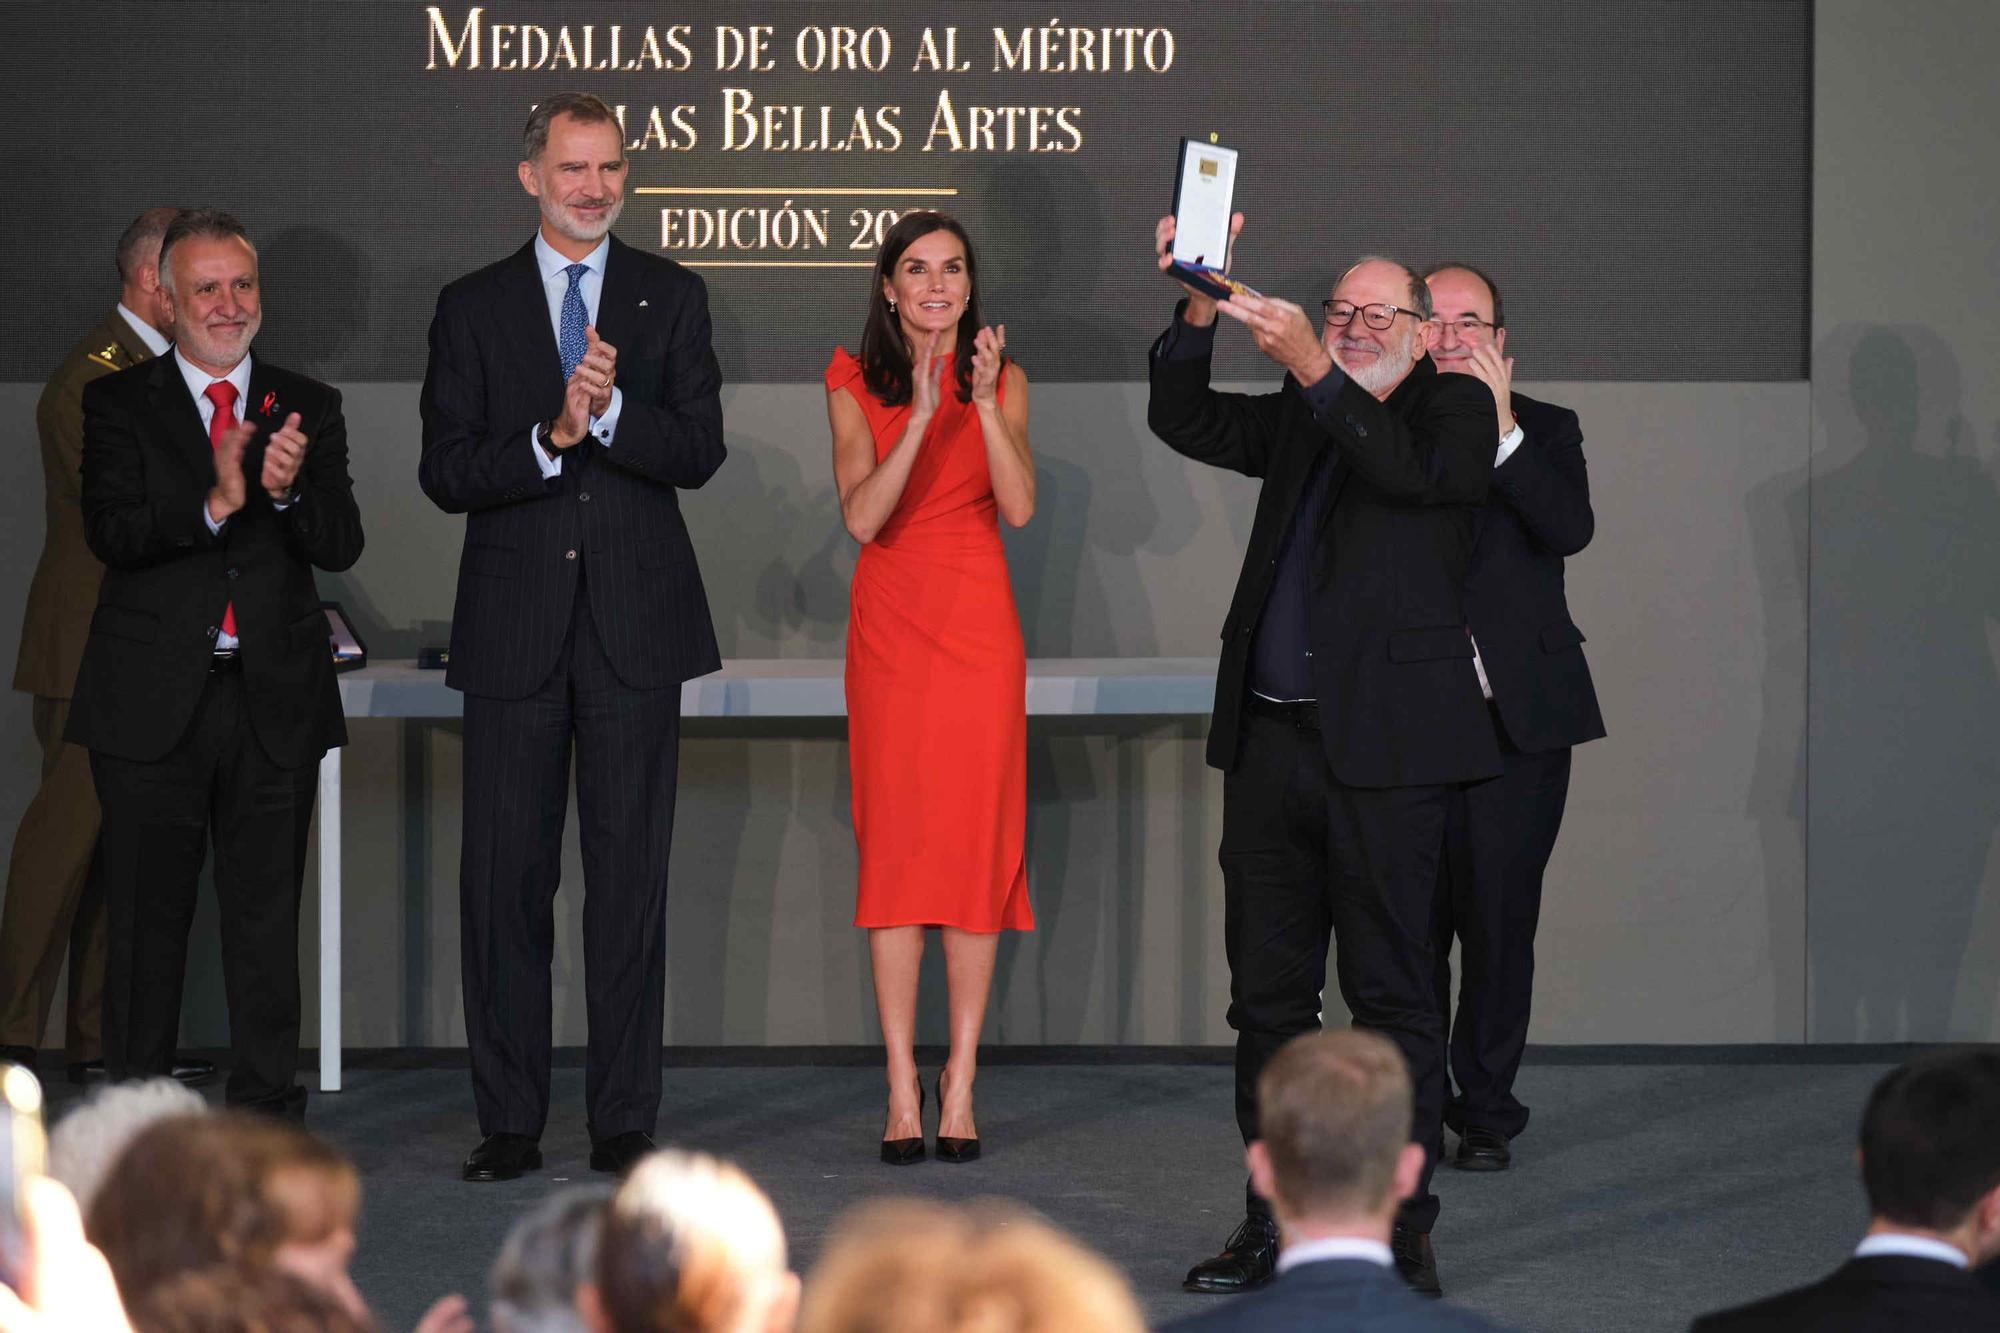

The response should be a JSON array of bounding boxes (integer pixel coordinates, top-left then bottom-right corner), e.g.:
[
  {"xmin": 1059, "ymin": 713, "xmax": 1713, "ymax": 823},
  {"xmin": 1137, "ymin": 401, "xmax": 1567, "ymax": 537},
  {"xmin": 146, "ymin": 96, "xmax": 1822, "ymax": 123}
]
[
  {"xmin": 1356, "ymin": 425, "xmax": 1368, "ymax": 437},
  {"xmin": 226, "ymin": 568, "xmax": 239, "ymax": 580},
  {"xmin": 579, "ymin": 492, "xmax": 591, "ymax": 502},
  {"xmin": 206, "ymin": 626, "xmax": 219, "ymax": 640},
  {"xmin": 565, "ymin": 549, "xmax": 577, "ymax": 560}
]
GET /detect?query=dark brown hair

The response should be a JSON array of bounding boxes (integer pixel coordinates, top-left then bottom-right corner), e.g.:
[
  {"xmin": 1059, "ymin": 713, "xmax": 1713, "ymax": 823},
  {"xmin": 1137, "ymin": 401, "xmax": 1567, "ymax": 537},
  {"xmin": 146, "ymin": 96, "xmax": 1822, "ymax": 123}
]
[
  {"xmin": 1860, "ymin": 1048, "xmax": 2000, "ymax": 1231},
  {"xmin": 523, "ymin": 92, "xmax": 620, "ymax": 162},
  {"xmin": 87, "ymin": 1112, "xmax": 360, "ymax": 1308},
  {"xmin": 127, "ymin": 1265, "xmax": 371, "ymax": 1333},
  {"xmin": 858, "ymin": 211, "xmax": 983, "ymax": 408}
]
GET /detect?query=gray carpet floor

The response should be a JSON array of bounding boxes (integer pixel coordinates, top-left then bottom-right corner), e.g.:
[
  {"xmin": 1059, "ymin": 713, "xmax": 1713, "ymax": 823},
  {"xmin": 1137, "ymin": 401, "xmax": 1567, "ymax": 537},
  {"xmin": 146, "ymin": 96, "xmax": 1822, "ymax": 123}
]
[{"xmin": 45, "ymin": 1057, "xmax": 1896, "ymax": 1332}]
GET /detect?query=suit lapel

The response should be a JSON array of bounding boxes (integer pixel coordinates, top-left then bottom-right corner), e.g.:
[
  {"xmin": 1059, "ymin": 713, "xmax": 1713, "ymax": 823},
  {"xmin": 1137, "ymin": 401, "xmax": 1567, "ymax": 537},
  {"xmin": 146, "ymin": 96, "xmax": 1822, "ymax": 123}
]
[
  {"xmin": 505, "ymin": 240, "xmax": 564, "ymax": 395},
  {"xmin": 593, "ymin": 237, "xmax": 641, "ymax": 356},
  {"xmin": 245, "ymin": 354, "xmax": 284, "ymax": 437},
  {"xmin": 145, "ymin": 353, "xmax": 216, "ymax": 479}
]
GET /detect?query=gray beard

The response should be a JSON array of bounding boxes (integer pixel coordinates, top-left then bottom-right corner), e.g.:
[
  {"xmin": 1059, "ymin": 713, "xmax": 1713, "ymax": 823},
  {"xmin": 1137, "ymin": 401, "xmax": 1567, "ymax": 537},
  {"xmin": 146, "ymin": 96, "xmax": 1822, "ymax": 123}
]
[
  {"xmin": 1340, "ymin": 340, "xmax": 1415, "ymax": 395},
  {"xmin": 543, "ymin": 194, "xmax": 625, "ymax": 243}
]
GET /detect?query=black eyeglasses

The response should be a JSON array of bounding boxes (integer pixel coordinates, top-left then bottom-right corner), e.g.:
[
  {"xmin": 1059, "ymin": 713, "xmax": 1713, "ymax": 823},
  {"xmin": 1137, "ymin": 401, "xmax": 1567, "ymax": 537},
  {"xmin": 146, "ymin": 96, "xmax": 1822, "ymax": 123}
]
[
  {"xmin": 1322, "ymin": 301, "xmax": 1422, "ymax": 330},
  {"xmin": 1440, "ymin": 316, "xmax": 1501, "ymax": 336}
]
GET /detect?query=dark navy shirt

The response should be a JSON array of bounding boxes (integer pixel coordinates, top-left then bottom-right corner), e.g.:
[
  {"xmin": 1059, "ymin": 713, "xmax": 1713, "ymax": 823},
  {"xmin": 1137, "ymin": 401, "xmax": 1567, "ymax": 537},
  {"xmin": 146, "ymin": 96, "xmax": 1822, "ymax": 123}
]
[{"xmin": 1158, "ymin": 303, "xmax": 1347, "ymax": 701}]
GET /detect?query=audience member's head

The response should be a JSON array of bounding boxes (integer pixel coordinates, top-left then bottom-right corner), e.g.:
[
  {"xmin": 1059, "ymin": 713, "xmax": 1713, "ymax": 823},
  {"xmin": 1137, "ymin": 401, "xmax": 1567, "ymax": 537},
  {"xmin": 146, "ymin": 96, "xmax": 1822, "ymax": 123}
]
[
  {"xmin": 582, "ymin": 1149, "xmax": 797, "ymax": 1333},
  {"xmin": 49, "ymin": 1078, "xmax": 207, "ymax": 1216},
  {"xmin": 1248, "ymin": 1029, "xmax": 1425, "ymax": 1239},
  {"xmin": 86, "ymin": 1111, "xmax": 367, "ymax": 1319},
  {"xmin": 126, "ymin": 1264, "xmax": 373, "ymax": 1333},
  {"xmin": 1859, "ymin": 1047, "xmax": 2000, "ymax": 1264},
  {"xmin": 797, "ymin": 1198, "xmax": 1144, "ymax": 1333},
  {"xmin": 491, "ymin": 1186, "xmax": 613, "ymax": 1333}
]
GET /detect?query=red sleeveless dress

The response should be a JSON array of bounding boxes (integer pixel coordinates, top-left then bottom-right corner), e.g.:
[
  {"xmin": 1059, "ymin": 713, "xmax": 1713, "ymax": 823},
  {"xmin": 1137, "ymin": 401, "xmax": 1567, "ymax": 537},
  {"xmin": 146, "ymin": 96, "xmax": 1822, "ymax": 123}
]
[{"xmin": 825, "ymin": 348, "xmax": 1032, "ymax": 932}]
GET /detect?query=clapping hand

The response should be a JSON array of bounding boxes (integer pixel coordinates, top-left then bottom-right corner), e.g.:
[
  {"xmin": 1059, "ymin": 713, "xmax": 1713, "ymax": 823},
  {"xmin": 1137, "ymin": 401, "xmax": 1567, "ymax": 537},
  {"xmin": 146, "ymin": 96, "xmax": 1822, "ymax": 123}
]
[
  {"xmin": 911, "ymin": 348, "xmax": 946, "ymax": 421},
  {"xmin": 970, "ymin": 325, "xmax": 1007, "ymax": 406},
  {"xmin": 260, "ymin": 412, "xmax": 309, "ymax": 501},
  {"xmin": 578, "ymin": 326, "xmax": 618, "ymax": 417},
  {"xmin": 207, "ymin": 418, "xmax": 254, "ymax": 523},
  {"xmin": 1459, "ymin": 341, "xmax": 1515, "ymax": 430},
  {"xmin": 413, "ymin": 1294, "xmax": 474, "ymax": 1333}
]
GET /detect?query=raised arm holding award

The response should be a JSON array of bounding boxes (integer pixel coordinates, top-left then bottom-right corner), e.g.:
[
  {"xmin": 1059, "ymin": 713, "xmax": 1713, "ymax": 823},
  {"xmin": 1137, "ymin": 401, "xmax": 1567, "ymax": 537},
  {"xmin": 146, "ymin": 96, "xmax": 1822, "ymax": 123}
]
[{"xmin": 1166, "ymin": 137, "xmax": 1259, "ymax": 300}]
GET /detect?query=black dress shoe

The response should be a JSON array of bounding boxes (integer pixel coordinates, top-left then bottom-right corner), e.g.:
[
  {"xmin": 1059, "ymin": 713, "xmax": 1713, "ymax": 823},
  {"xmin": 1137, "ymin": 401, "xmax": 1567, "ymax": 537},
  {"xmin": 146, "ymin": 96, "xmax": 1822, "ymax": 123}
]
[
  {"xmin": 65, "ymin": 1056, "xmax": 216, "ymax": 1087},
  {"xmin": 882, "ymin": 1075, "xmax": 926, "ymax": 1165},
  {"xmin": 462, "ymin": 1133, "xmax": 543, "ymax": 1182},
  {"xmin": 1183, "ymin": 1214, "xmax": 1280, "ymax": 1294},
  {"xmin": 0, "ymin": 1045, "xmax": 36, "ymax": 1072},
  {"xmin": 933, "ymin": 1072, "xmax": 979, "ymax": 1164},
  {"xmin": 1453, "ymin": 1125, "xmax": 1511, "ymax": 1171},
  {"xmin": 590, "ymin": 1130, "xmax": 655, "ymax": 1175},
  {"xmin": 1391, "ymin": 1222, "xmax": 1441, "ymax": 1298}
]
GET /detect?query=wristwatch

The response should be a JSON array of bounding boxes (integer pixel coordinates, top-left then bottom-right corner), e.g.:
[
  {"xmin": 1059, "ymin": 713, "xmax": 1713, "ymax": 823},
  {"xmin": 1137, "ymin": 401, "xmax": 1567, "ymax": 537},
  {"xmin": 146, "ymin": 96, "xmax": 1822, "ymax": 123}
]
[{"xmin": 537, "ymin": 419, "xmax": 561, "ymax": 460}]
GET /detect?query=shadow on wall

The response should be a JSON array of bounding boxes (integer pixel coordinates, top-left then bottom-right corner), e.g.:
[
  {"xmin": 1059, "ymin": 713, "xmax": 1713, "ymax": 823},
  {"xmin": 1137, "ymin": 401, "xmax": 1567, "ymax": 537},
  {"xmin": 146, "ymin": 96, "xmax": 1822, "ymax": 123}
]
[
  {"xmin": 1779, "ymin": 325, "xmax": 2000, "ymax": 1039},
  {"xmin": 256, "ymin": 226, "xmax": 369, "ymax": 380}
]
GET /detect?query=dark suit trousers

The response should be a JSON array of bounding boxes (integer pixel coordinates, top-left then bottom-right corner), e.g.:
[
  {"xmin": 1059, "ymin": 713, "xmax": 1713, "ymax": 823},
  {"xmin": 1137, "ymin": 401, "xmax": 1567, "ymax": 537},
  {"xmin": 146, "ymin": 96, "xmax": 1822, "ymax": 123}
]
[
  {"xmin": 1221, "ymin": 709, "xmax": 1450, "ymax": 1233},
  {"xmin": 92, "ymin": 672, "xmax": 316, "ymax": 1114},
  {"xmin": 460, "ymin": 566, "xmax": 680, "ymax": 1142},
  {"xmin": 1433, "ymin": 717, "xmax": 1572, "ymax": 1139}
]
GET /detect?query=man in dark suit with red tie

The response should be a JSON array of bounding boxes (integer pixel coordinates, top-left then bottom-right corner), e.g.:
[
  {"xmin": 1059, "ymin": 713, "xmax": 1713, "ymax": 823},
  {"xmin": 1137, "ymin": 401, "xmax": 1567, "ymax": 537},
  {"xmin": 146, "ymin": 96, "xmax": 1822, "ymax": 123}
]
[
  {"xmin": 68, "ymin": 209, "xmax": 363, "ymax": 1115},
  {"xmin": 1692, "ymin": 1049, "xmax": 2000, "ymax": 1331},
  {"xmin": 420, "ymin": 92, "xmax": 725, "ymax": 1182},
  {"xmin": 1148, "ymin": 217, "xmax": 1501, "ymax": 1298},
  {"xmin": 1421, "ymin": 264, "xmax": 1604, "ymax": 1173}
]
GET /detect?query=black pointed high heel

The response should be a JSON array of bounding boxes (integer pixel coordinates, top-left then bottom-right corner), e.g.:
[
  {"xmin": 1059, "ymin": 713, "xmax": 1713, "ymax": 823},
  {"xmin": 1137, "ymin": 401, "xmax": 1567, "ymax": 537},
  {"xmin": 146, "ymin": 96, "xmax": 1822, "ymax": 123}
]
[
  {"xmin": 881, "ymin": 1074, "xmax": 926, "ymax": 1165},
  {"xmin": 934, "ymin": 1070, "xmax": 981, "ymax": 1163}
]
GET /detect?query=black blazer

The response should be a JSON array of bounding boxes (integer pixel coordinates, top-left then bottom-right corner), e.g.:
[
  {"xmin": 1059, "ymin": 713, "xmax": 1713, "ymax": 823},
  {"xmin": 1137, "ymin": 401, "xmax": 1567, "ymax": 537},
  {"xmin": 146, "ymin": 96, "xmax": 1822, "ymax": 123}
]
[
  {"xmin": 419, "ymin": 235, "xmax": 725, "ymax": 700},
  {"xmin": 1149, "ymin": 330, "xmax": 1503, "ymax": 788},
  {"xmin": 67, "ymin": 353, "xmax": 363, "ymax": 767},
  {"xmin": 1465, "ymin": 392, "xmax": 1606, "ymax": 754},
  {"xmin": 1691, "ymin": 1255, "xmax": 2000, "ymax": 1331},
  {"xmin": 1165, "ymin": 1258, "xmax": 1513, "ymax": 1332}
]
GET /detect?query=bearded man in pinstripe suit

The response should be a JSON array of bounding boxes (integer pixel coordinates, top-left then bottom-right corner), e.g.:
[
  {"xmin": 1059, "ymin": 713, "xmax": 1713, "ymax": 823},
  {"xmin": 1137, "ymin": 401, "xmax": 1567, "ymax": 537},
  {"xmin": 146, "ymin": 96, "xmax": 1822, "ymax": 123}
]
[{"xmin": 419, "ymin": 93, "xmax": 725, "ymax": 1182}]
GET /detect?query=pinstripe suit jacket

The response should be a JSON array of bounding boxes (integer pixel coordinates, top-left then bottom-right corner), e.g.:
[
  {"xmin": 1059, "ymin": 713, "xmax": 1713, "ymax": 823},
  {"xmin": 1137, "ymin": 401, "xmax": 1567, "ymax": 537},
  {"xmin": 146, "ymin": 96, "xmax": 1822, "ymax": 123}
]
[{"xmin": 419, "ymin": 236, "xmax": 725, "ymax": 699}]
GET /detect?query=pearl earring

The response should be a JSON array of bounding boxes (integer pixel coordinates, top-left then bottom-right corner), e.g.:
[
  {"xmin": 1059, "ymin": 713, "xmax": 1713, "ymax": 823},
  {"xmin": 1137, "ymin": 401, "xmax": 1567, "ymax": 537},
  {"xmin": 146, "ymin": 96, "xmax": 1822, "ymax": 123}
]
[{"xmin": 888, "ymin": 299, "xmax": 897, "ymax": 312}]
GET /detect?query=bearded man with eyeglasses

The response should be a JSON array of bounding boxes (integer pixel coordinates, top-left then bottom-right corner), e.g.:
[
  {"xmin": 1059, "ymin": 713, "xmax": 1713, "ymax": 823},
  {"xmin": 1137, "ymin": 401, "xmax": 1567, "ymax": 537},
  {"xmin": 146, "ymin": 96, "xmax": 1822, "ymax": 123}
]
[{"xmin": 1147, "ymin": 216, "xmax": 1501, "ymax": 1300}]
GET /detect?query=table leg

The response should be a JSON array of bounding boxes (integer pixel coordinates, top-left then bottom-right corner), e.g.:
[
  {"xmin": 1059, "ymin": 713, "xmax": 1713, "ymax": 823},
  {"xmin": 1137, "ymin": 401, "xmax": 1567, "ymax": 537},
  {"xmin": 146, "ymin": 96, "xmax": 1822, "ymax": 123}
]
[{"xmin": 317, "ymin": 745, "xmax": 342, "ymax": 1092}]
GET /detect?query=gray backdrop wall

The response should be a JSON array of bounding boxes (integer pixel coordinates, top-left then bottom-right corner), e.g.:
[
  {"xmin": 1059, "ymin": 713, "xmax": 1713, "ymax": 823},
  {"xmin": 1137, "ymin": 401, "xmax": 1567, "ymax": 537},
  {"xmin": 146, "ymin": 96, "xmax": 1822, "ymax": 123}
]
[{"xmin": 1, "ymin": 1, "xmax": 1995, "ymax": 1049}]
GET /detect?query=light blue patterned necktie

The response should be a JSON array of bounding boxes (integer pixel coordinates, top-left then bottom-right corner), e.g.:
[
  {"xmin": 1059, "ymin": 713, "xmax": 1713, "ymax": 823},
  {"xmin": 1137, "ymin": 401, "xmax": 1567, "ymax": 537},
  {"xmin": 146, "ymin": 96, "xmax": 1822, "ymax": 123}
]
[{"xmin": 558, "ymin": 262, "xmax": 589, "ymax": 382}]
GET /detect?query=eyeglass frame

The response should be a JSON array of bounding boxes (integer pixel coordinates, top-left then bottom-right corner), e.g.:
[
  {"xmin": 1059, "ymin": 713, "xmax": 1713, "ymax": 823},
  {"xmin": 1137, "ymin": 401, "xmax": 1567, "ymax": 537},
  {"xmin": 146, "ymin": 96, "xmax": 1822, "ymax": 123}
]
[
  {"xmin": 1436, "ymin": 314, "xmax": 1503, "ymax": 336},
  {"xmin": 1321, "ymin": 300, "xmax": 1427, "ymax": 331}
]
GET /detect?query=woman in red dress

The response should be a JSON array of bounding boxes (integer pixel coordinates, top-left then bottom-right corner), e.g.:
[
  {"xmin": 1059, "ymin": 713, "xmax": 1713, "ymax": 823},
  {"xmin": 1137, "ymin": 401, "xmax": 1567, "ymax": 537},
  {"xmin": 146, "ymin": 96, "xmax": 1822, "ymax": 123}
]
[{"xmin": 824, "ymin": 212, "xmax": 1035, "ymax": 1164}]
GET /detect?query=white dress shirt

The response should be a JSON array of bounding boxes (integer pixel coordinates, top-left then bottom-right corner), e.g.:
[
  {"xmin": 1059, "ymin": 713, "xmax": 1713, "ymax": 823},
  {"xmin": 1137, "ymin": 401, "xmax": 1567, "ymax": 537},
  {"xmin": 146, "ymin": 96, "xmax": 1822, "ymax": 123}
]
[
  {"xmin": 180, "ymin": 350, "xmax": 256, "ymax": 649},
  {"xmin": 1276, "ymin": 1235, "xmax": 1394, "ymax": 1274},
  {"xmin": 116, "ymin": 304, "xmax": 172, "ymax": 358},
  {"xmin": 1853, "ymin": 1233, "xmax": 1971, "ymax": 1269},
  {"xmin": 1466, "ymin": 421, "xmax": 1528, "ymax": 700},
  {"xmin": 528, "ymin": 231, "xmax": 623, "ymax": 478}
]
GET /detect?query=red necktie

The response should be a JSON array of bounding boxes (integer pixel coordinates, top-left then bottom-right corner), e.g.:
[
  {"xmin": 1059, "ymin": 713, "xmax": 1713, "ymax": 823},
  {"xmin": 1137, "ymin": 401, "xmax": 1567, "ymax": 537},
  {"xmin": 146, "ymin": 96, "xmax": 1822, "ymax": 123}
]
[{"xmin": 203, "ymin": 381, "xmax": 239, "ymax": 639}]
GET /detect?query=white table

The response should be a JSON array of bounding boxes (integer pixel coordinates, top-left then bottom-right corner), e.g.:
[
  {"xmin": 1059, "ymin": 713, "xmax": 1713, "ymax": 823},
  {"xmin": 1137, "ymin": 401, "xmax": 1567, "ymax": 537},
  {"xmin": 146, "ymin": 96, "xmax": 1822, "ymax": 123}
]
[{"xmin": 316, "ymin": 657, "xmax": 1217, "ymax": 1089}]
